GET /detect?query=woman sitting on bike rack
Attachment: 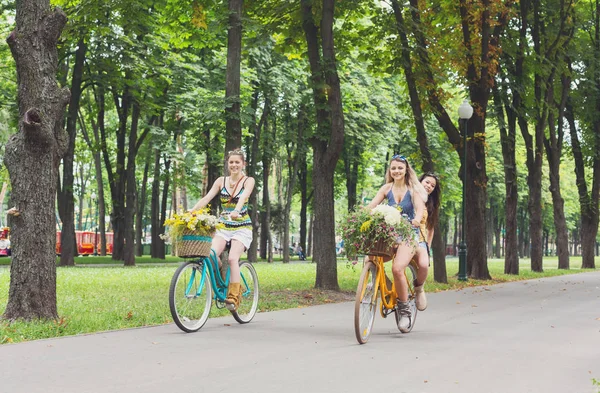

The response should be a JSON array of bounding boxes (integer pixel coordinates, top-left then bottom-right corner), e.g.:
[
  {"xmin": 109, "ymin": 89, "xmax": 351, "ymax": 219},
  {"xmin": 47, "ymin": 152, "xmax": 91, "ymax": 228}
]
[
  {"xmin": 190, "ymin": 148, "xmax": 255, "ymax": 311},
  {"xmin": 413, "ymin": 172, "xmax": 442, "ymax": 312},
  {"xmin": 365, "ymin": 154, "xmax": 427, "ymax": 332}
]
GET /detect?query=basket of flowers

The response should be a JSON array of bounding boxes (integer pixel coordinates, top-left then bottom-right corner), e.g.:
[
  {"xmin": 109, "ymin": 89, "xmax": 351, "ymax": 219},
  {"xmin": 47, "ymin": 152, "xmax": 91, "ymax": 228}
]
[
  {"xmin": 339, "ymin": 205, "xmax": 416, "ymax": 260},
  {"xmin": 163, "ymin": 208, "xmax": 224, "ymax": 258}
]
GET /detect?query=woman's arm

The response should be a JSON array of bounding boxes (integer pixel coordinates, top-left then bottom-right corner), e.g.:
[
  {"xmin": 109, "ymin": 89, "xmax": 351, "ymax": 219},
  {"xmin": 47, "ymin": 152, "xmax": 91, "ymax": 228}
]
[
  {"xmin": 366, "ymin": 184, "xmax": 389, "ymax": 210},
  {"xmin": 230, "ymin": 177, "xmax": 255, "ymax": 219},
  {"xmin": 412, "ymin": 193, "xmax": 425, "ymax": 227},
  {"xmin": 190, "ymin": 177, "xmax": 223, "ymax": 211}
]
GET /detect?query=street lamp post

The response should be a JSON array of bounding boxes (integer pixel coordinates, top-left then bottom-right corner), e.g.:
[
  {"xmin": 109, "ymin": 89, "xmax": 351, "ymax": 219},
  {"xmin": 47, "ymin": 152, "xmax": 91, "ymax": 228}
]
[
  {"xmin": 458, "ymin": 99, "xmax": 473, "ymax": 281},
  {"xmin": 92, "ymin": 193, "xmax": 98, "ymax": 256}
]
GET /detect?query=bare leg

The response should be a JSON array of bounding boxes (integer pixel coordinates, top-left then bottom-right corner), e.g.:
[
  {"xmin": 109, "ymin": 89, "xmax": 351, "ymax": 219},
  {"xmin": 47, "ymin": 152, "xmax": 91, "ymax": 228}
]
[
  {"xmin": 392, "ymin": 243, "xmax": 416, "ymax": 302},
  {"xmin": 211, "ymin": 235, "xmax": 228, "ymax": 266},
  {"xmin": 227, "ymin": 239, "xmax": 246, "ymax": 283},
  {"xmin": 415, "ymin": 247, "xmax": 429, "ymax": 286}
]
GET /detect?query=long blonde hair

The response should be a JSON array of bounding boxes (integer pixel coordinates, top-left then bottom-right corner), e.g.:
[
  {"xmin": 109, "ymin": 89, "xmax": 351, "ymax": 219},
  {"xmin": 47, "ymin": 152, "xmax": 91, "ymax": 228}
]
[{"xmin": 385, "ymin": 155, "xmax": 428, "ymax": 203}]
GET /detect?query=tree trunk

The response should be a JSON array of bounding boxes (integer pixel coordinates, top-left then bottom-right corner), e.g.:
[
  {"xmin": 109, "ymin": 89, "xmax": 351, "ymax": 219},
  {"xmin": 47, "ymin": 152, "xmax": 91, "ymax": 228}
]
[
  {"xmin": 302, "ymin": 0, "xmax": 344, "ymax": 289},
  {"xmin": 245, "ymin": 89, "xmax": 266, "ymax": 263},
  {"xmin": 486, "ymin": 205, "xmax": 494, "ymax": 258},
  {"xmin": 260, "ymin": 155, "xmax": 272, "ymax": 262},
  {"xmin": 89, "ymin": 87, "xmax": 108, "ymax": 255},
  {"xmin": 77, "ymin": 164, "xmax": 86, "ymax": 230},
  {"xmin": 105, "ymin": 82, "xmax": 131, "ymax": 261},
  {"xmin": 224, "ymin": 0, "xmax": 243, "ymax": 154},
  {"xmin": 298, "ymin": 146, "xmax": 309, "ymax": 256},
  {"xmin": 58, "ymin": 37, "xmax": 86, "ymax": 266},
  {"xmin": 3, "ymin": 3, "xmax": 69, "ymax": 320},
  {"xmin": 282, "ymin": 106, "xmax": 303, "ymax": 263},
  {"xmin": 432, "ymin": 223, "xmax": 447, "ymax": 284},
  {"xmin": 307, "ymin": 212, "xmax": 314, "ymax": 258},
  {"xmin": 123, "ymin": 101, "xmax": 141, "ymax": 266},
  {"xmin": 151, "ymin": 149, "xmax": 163, "ymax": 259},
  {"xmin": 80, "ymin": 105, "xmax": 106, "ymax": 255},
  {"xmin": 544, "ymin": 80, "xmax": 570, "ymax": 269},
  {"xmin": 136, "ymin": 152, "xmax": 150, "ymax": 257},
  {"xmin": 566, "ymin": 98, "xmax": 599, "ymax": 269},
  {"xmin": 492, "ymin": 85, "xmax": 519, "ymax": 274},
  {"xmin": 464, "ymin": 114, "xmax": 491, "ymax": 280},
  {"xmin": 160, "ymin": 154, "xmax": 171, "ymax": 257},
  {"xmin": 203, "ymin": 127, "xmax": 222, "ymax": 217},
  {"xmin": 343, "ymin": 139, "xmax": 361, "ymax": 212}
]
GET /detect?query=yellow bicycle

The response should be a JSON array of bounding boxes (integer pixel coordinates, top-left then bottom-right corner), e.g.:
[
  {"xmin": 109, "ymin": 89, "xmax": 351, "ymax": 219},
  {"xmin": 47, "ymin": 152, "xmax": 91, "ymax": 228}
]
[{"xmin": 354, "ymin": 255, "xmax": 418, "ymax": 344}]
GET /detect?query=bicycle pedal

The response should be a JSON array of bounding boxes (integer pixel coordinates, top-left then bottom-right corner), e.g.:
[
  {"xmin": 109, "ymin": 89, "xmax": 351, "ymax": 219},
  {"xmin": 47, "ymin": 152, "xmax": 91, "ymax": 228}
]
[{"xmin": 225, "ymin": 303, "xmax": 236, "ymax": 311}]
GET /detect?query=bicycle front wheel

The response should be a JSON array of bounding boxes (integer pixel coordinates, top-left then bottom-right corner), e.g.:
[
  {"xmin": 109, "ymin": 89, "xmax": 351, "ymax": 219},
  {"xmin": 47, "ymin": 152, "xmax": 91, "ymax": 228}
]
[
  {"xmin": 354, "ymin": 261, "xmax": 378, "ymax": 344},
  {"xmin": 231, "ymin": 261, "xmax": 259, "ymax": 324},
  {"xmin": 169, "ymin": 261, "xmax": 213, "ymax": 333}
]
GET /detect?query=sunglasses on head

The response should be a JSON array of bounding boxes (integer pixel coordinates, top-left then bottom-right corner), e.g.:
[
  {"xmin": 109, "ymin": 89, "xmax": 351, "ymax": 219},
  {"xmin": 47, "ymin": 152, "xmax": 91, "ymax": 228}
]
[{"xmin": 391, "ymin": 154, "xmax": 407, "ymax": 162}]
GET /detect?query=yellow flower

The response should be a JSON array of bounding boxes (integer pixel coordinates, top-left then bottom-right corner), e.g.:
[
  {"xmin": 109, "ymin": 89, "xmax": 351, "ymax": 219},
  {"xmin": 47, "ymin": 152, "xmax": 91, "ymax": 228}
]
[{"xmin": 360, "ymin": 220, "xmax": 371, "ymax": 232}]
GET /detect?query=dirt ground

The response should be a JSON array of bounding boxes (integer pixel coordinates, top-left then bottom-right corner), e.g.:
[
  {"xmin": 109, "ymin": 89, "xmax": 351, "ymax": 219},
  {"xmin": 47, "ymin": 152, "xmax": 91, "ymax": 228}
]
[{"xmin": 269, "ymin": 289, "xmax": 355, "ymax": 307}]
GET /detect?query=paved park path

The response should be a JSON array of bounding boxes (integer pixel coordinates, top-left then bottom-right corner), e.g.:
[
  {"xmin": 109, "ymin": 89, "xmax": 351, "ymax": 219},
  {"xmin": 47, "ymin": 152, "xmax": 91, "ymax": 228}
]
[{"xmin": 2, "ymin": 271, "xmax": 599, "ymax": 393}]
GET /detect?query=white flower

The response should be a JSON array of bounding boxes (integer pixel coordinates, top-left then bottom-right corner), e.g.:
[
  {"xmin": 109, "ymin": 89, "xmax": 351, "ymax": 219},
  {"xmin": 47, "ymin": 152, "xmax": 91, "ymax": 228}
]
[{"xmin": 372, "ymin": 204, "xmax": 402, "ymax": 226}]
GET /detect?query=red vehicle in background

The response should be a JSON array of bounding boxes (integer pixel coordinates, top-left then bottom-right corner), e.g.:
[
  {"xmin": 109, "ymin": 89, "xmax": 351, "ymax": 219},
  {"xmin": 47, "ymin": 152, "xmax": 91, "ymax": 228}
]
[
  {"xmin": 0, "ymin": 227, "xmax": 10, "ymax": 257},
  {"xmin": 104, "ymin": 232, "xmax": 114, "ymax": 254},
  {"xmin": 78, "ymin": 231, "xmax": 95, "ymax": 255},
  {"xmin": 56, "ymin": 231, "xmax": 114, "ymax": 255}
]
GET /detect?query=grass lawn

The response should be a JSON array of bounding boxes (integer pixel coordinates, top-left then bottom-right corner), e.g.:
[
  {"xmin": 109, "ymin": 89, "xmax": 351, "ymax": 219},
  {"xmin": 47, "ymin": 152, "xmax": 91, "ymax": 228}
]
[{"xmin": 0, "ymin": 255, "xmax": 597, "ymax": 343}]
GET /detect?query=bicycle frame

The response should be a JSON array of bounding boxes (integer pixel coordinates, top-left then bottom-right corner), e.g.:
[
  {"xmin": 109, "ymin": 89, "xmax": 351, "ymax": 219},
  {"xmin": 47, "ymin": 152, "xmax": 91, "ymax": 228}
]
[
  {"xmin": 368, "ymin": 255, "xmax": 418, "ymax": 317},
  {"xmin": 185, "ymin": 250, "xmax": 228, "ymax": 302},
  {"xmin": 188, "ymin": 249, "xmax": 252, "ymax": 303}
]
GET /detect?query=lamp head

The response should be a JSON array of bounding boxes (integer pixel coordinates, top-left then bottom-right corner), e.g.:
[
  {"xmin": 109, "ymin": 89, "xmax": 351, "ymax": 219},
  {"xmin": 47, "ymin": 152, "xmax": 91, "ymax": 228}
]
[{"xmin": 458, "ymin": 99, "xmax": 474, "ymax": 119}]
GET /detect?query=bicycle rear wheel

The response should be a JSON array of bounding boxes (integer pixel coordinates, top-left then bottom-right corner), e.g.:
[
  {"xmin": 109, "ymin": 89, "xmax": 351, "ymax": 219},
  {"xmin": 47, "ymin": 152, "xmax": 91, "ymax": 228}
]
[
  {"xmin": 231, "ymin": 261, "xmax": 259, "ymax": 324},
  {"xmin": 169, "ymin": 261, "xmax": 212, "ymax": 332},
  {"xmin": 354, "ymin": 261, "xmax": 378, "ymax": 344},
  {"xmin": 394, "ymin": 263, "xmax": 418, "ymax": 333}
]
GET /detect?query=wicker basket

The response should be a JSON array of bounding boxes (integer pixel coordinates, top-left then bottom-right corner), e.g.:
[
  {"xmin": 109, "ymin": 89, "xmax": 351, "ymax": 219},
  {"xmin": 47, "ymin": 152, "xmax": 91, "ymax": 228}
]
[
  {"xmin": 176, "ymin": 229, "xmax": 214, "ymax": 258},
  {"xmin": 367, "ymin": 238, "xmax": 395, "ymax": 259}
]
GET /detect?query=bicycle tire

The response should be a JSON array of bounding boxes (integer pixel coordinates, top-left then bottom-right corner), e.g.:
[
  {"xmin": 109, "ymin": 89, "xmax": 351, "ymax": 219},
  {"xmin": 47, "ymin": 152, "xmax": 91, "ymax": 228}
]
[
  {"xmin": 354, "ymin": 261, "xmax": 378, "ymax": 344},
  {"xmin": 231, "ymin": 261, "xmax": 259, "ymax": 324},
  {"xmin": 394, "ymin": 263, "xmax": 418, "ymax": 333},
  {"xmin": 169, "ymin": 261, "xmax": 213, "ymax": 333}
]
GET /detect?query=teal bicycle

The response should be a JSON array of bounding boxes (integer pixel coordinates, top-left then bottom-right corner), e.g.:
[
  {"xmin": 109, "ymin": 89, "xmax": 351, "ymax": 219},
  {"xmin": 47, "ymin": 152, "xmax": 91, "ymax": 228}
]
[{"xmin": 169, "ymin": 247, "xmax": 259, "ymax": 333}]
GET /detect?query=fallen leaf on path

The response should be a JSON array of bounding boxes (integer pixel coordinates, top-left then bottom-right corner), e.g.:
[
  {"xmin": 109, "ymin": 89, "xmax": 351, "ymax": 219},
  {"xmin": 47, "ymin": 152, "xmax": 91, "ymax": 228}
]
[{"xmin": 471, "ymin": 305, "xmax": 478, "ymax": 308}]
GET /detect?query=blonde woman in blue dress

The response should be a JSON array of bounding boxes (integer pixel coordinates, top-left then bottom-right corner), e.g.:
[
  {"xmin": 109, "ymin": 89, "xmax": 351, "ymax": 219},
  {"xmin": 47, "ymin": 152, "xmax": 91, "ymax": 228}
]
[
  {"xmin": 366, "ymin": 155, "xmax": 427, "ymax": 332},
  {"xmin": 191, "ymin": 149, "xmax": 255, "ymax": 311}
]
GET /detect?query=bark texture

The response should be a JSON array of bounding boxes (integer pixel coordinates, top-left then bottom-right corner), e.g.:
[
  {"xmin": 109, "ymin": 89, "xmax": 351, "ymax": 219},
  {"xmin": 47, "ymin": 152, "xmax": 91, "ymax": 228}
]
[
  {"xmin": 57, "ymin": 38, "xmax": 86, "ymax": 266},
  {"xmin": 302, "ymin": 0, "xmax": 344, "ymax": 289},
  {"xmin": 224, "ymin": 0, "xmax": 243, "ymax": 154},
  {"xmin": 3, "ymin": 2, "xmax": 70, "ymax": 320}
]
